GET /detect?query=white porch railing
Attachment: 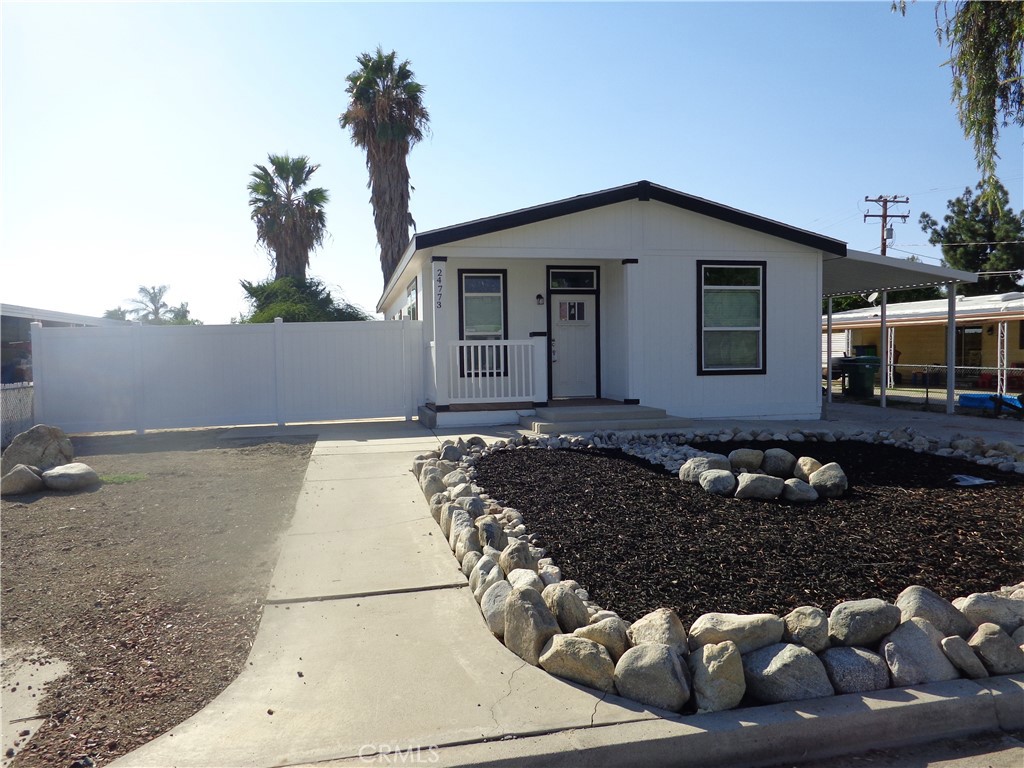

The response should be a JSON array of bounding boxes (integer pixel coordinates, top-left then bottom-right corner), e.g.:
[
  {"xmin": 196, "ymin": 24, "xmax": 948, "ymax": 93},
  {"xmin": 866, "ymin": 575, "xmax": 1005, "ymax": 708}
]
[{"xmin": 446, "ymin": 339, "xmax": 543, "ymax": 404}]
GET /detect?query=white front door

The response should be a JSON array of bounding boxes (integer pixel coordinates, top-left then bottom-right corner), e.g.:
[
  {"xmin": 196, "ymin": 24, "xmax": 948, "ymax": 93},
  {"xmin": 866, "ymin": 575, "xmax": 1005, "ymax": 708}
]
[{"xmin": 550, "ymin": 294, "xmax": 597, "ymax": 398}]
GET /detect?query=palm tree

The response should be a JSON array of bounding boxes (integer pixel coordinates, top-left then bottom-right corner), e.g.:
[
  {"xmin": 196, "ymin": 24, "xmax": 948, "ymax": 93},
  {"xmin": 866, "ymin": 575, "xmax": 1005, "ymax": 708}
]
[
  {"xmin": 340, "ymin": 47, "xmax": 429, "ymax": 281},
  {"xmin": 127, "ymin": 285, "xmax": 173, "ymax": 324},
  {"xmin": 248, "ymin": 154, "xmax": 330, "ymax": 281},
  {"xmin": 103, "ymin": 306, "xmax": 129, "ymax": 320}
]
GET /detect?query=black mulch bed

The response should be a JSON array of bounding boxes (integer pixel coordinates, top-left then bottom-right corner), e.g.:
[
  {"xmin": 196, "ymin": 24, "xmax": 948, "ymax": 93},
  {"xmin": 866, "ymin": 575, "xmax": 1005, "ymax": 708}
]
[{"xmin": 472, "ymin": 442, "xmax": 1024, "ymax": 625}]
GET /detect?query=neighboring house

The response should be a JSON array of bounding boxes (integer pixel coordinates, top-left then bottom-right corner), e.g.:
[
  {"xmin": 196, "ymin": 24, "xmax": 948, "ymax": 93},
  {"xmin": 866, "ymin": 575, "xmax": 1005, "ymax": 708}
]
[
  {"xmin": 824, "ymin": 292, "xmax": 1024, "ymax": 390},
  {"xmin": 378, "ymin": 181, "xmax": 975, "ymax": 425},
  {"xmin": 1, "ymin": 303, "xmax": 131, "ymax": 383}
]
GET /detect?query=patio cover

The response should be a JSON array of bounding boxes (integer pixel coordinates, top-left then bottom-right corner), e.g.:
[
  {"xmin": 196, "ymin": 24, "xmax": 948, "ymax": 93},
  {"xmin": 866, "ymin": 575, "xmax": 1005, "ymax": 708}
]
[{"xmin": 822, "ymin": 249, "xmax": 976, "ymax": 297}]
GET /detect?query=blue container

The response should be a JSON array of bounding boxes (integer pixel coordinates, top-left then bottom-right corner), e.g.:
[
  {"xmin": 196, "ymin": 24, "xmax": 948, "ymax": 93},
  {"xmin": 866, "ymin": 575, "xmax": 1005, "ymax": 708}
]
[{"xmin": 958, "ymin": 393, "xmax": 1023, "ymax": 411}]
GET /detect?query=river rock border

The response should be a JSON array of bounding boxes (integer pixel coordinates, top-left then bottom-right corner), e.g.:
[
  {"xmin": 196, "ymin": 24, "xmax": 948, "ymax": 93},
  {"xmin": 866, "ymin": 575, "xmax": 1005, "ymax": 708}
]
[{"xmin": 412, "ymin": 427, "xmax": 1024, "ymax": 714}]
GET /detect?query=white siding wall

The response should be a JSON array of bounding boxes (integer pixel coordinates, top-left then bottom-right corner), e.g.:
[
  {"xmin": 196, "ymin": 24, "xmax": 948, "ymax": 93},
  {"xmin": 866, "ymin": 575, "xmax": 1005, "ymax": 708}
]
[
  {"xmin": 32, "ymin": 321, "xmax": 423, "ymax": 434},
  {"xmin": 387, "ymin": 199, "xmax": 826, "ymax": 418}
]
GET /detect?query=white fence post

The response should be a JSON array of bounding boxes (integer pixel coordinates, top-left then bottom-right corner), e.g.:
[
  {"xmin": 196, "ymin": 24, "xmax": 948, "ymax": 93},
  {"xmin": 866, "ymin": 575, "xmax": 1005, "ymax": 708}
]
[
  {"xmin": 531, "ymin": 337, "xmax": 548, "ymax": 405},
  {"xmin": 132, "ymin": 323, "xmax": 145, "ymax": 434},
  {"xmin": 401, "ymin": 321, "xmax": 414, "ymax": 420},
  {"xmin": 29, "ymin": 322, "xmax": 44, "ymax": 425},
  {"xmin": 273, "ymin": 317, "xmax": 286, "ymax": 426}
]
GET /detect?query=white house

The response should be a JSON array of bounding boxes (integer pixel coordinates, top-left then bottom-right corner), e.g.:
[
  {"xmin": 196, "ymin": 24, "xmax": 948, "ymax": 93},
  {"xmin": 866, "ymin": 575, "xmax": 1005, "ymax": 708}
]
[{"xmin": 378, "ymin": 181, "xmax": 975, "ymax": 426}]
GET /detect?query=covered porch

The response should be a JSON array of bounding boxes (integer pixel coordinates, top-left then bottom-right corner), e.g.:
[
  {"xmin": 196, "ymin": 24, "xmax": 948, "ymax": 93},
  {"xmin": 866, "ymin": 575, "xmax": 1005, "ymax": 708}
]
[{"xmin": 822, "ymin": 249, "xmax": 981, "ymax": 414}]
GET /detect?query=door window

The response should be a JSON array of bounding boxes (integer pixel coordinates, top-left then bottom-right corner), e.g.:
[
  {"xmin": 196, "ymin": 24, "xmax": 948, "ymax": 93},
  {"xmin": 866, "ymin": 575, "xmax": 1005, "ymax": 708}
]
[{"xmin": 558, "ymin": 301, "xmax": 586, "ymax": 322}]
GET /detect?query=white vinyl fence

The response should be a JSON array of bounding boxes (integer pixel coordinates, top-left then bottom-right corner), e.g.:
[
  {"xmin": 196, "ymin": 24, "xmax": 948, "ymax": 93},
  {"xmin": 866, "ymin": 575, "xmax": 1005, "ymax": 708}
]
[{"xmin": 31, "ymin": 320, "xmax": 424, "ymax": 434}]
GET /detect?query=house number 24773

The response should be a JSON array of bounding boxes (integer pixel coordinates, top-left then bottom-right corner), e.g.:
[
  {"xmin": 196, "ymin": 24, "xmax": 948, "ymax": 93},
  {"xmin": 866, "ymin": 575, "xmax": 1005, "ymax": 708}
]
[{"xmin": 435, "ymin": 267, "xmax": 444, "ymax": 309}]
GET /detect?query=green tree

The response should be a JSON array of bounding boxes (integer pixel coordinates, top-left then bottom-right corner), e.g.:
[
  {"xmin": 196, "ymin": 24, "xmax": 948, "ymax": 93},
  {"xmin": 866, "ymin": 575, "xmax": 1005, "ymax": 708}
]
[
  {"xmin": 919, "ymin": 179, "xmax": 1024, "ymax": 295},
  {"xmin": 896, "ymin": 1, "xmax": 1024, "ymax": 204},
  {"xmin": 127, "ymin": 285, "xmax": 173, "ymax": 324},
  {"xmin": 168, "ymin": 302, "xmax": 203, "ymax": 325},
  {"xmin": 248, "ymin": 154, "xmax": 329, "ymax": 282},
  {"xmin": 340, "ymin": 47, "xmax": 429, "ymax": 281},
  {"xmin": 239, "ymin": 277, "xmax": 371, "ymax": 323},
  {"xmin": 103, "ymin": 306, "xmax": 129, "ymax": 320}
]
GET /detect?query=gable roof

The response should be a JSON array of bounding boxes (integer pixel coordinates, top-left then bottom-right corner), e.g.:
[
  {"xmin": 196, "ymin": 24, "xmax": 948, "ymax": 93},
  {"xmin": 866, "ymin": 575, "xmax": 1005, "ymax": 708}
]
[{"xmin": 410, "ymin": 180, "xmax": 847, "ymax": 256}]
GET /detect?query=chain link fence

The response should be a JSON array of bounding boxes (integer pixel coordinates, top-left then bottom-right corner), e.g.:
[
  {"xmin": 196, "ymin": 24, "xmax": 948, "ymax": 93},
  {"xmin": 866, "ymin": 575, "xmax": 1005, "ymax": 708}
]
[
  {"xmin": 1, "ymin": 383, "xmax": 34, "ymax": 448},
  {"xmin": 825, "ymin": 364, "xmax": 1023, "ymax": 415}
]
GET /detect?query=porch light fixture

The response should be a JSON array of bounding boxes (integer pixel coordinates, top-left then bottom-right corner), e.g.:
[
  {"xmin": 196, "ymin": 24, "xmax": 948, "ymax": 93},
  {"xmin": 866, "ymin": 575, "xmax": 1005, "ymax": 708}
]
[{"xmin": 536, "ymin": 294, "xmax": 544, "ymax": 306}]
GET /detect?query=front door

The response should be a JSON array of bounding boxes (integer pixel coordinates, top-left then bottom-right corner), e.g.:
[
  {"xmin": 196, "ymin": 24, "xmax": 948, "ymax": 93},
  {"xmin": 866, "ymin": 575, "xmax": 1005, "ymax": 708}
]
[{"xmin": 550, "ymin": 294, "xmax": 597, "ymax": 398}]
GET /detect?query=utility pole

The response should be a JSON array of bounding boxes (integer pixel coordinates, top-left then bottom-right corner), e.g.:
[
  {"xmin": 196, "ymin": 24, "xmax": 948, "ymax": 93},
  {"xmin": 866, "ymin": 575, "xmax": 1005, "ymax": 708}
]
[{"xmin": 864, "ymin": 195, "xmax": 909, "ymax": 257}]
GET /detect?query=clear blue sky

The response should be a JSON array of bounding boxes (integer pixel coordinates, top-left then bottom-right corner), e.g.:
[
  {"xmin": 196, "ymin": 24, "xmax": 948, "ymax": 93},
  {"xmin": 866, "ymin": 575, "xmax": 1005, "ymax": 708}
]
[{"xmin": 3, "ymin": 1, "xmax": 1021, "ymax": 323}]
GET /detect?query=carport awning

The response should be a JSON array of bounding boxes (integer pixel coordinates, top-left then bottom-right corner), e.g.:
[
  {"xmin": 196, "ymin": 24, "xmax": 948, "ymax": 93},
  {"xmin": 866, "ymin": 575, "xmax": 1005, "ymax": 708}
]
[{"xmin": 822, "ymin": 249, "xmax": 976, "ymax": 298}]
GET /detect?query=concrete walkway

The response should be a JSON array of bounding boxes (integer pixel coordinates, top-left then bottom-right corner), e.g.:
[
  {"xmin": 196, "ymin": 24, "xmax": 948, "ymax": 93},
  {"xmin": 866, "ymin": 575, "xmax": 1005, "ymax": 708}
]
[{"xmin": 109, "ymin": 413, "xmax": 1022, "ymax": 768}]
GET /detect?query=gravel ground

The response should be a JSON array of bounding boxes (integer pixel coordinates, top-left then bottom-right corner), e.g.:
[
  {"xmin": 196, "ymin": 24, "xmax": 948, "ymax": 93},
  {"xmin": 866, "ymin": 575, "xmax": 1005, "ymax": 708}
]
[
  {"xmin": 472, "ymin": 441, "xmax": 1024, "ymax": 624},
  {"xmin": 1, "ymin": 430, "xmax": 314, "ymax": 768}
]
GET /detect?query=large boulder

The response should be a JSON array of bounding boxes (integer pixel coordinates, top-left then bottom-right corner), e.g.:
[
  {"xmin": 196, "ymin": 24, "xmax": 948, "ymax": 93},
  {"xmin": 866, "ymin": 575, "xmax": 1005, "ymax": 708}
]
[
  {"xmin": 507, "ymin": 568, "xmax": 545, "ymax": 593},
  {"xmin": 741, "ymin": 643, "xmax": 833, "ymax": 703},
  {"xmin": 498, "ymin": 540, "xmax": 539, "ymax": 575},
  {"xmin": 627, "ymin": 608, "xmax": 689, "ymax": 658},
  {"xmin": 808, "ymin": 462, "xmax": 848, "ymax": 498},
  {"xmin": 958, "ymin": 593, "xmax": 1024, "ymax": 635},
  {"xmin": 453, "ymin": 526, "xmax": 482, "ymax": 564},
  {"xmin": 829, "ymin": 598, "xmax": 901, "ymax": 647},
  {"xmin": 781, "ymin": 478, "xmax": 818, "ymax": 503},
  {"xmin": 760, "ymin": 448, "xmax": 797, "ymax": 478},
  {"xmin": 503, "ymin": 586, "xmax": 560, "ymax": 666},
  {"xmin": 896, "ymin": 585, "xmax": 975, "ymax": 639},
  {"xmin": 573, "ymin": 617, "xmax": 630, "ymax": 663},
  {"xmin": 728, "ymin": 449, "xmax": 763, "ymax": 473},
  {"xmin": 819, "ymin": 647, "xmax": 890, "ymax": 694},
  {"xmin": 469, "ymin": 555, "xmax": 504, "ymax": 602},
  {"xmin": 679, "ymin": 454, "xmax": 731, "ymax": 483},
  {"xmin": 542, "ymin": 582, "xmax": 590, "ymax": 634},
  {"xmin": 881, "ymin": 617, "xmax": 960, "ymax": 686},
  {"xmin": 734, "ymin": 473, "xmax": 784, "ymax": 500},
  {"xmin": 688, "ymin": 612, "xmax": 784, "ymax": 655},
  {"xmin": 419, "ymin": 468, "xmax": 446, "ymax": 500},
  {"xmin": 475, "ymin": 515, "xmax": 507, "ymax": 550},
  {"xmin": 481, "ymin": 580, "xmax": 513, "ymax": 639},
  {"xmin": 446, "ymin": 509, "xmax": 474, "ymax": 549},
  {"xmin": 2, "ymin": 424, "xmax": 74, "ymax": 476},
  {"xmin": 41, "ymin": 462, "xmax": 100, "ymax": 491},
  {"xmin": 968, "ymin": 623, "xmax": 1024, "ymax": 675},
  {"xmin": 699, "ymin": 470, "xmax": 737, "ymax": 496},
  {"xmin": 688, "ymin": 640, "xmax": 745, "ymax": 713},
  {"xmin": 539, "ymin": 634, "xmax": 616, "ymax": 693},
  {"xmin": 1, "ymin": 464, "xmax": 45, "ymax": 496},
  {"xmin": 613, "ymin": 643, "xmax": 690, "ymax": 712},
  {"xmin": 793, "ymin": 456, "xmax": 823, "ymax": 482},
  {"xmin": 782, "ymin": 606, "xmax": 830, "ymax": 653},
  {"xmin": 940, "ymin": 636, "xmax": 988, "ymax": 679}
]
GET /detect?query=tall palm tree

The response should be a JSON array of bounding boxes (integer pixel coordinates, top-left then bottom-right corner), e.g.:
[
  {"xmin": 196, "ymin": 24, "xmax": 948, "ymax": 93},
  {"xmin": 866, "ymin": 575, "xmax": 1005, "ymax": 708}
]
[
  {"xmin": 127, "ymin": 285, "xmax": 173, "ymax": 324},
  {"xmin": 340, "ymin": 47, "xmax": 429, "ymax": 282},
  {"xmin": 248, "ymin": 154, "xmax": 330, "ymax": 281}
]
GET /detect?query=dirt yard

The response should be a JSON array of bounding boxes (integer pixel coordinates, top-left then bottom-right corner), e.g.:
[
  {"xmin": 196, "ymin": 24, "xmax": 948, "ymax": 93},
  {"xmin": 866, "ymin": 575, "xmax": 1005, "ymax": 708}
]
[{"xmin": 1, "ymin": 429, "xmax": 314, "ymax": 768}]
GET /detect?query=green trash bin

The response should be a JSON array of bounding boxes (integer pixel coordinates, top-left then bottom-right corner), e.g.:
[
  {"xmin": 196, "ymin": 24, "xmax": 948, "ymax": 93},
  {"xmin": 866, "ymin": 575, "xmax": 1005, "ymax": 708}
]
[{"xmin": 844, "ymin": 356, "xmax": 880, "ymax": 398}]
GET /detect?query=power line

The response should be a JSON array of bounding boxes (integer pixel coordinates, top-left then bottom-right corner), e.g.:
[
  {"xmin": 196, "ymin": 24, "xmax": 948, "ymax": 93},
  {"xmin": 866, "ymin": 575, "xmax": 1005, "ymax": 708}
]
[{"xmin": 896, "ymin": 241, "xmax": 1024, "ymax": 247}]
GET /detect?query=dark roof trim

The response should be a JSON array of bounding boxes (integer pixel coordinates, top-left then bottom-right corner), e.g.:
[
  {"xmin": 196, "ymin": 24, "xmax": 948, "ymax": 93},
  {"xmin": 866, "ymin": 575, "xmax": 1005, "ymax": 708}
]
[{"xmin": 411, "ymin": 180, "xmax": 846, "ymax": 257}]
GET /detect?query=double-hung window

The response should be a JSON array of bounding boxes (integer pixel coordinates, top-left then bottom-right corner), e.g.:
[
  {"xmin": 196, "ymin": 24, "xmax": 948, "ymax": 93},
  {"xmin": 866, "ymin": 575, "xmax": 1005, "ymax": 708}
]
[
  {"xmin": 458, "ymin": 270, "xmax": 507, "ymax": 375},
  {"xmin": 698, "ymin": 261, "xmax": 765, "ymax": 374}
]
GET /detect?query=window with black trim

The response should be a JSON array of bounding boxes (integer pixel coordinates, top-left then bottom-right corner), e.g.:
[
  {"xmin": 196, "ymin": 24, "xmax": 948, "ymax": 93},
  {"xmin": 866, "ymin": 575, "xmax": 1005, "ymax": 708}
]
[
  {"xmin": 458, "ymin": 270, "xmax": 508, "ymax": 376},
  {"xmin": 550, "ymin": 269, "xmax": 596, "ymax": 290},
  {"xmin": 698, "ymin": 262, "xmax": 765, "ymax": 374}
]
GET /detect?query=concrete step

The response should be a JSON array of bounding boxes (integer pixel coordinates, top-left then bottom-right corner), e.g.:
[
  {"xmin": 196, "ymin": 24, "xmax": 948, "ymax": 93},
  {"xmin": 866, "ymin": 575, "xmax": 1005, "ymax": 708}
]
[
  {"xmin": 532, "ymin": 404, "xmax": 668, "ymax": 421},
  {"xmin": 523, "ymin": 416, "xmax": 692, "ymax": 435}
]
